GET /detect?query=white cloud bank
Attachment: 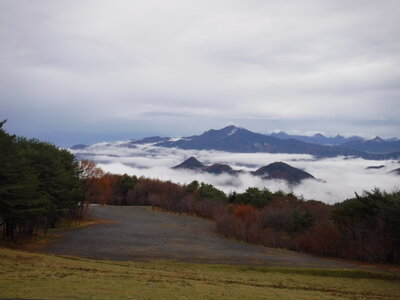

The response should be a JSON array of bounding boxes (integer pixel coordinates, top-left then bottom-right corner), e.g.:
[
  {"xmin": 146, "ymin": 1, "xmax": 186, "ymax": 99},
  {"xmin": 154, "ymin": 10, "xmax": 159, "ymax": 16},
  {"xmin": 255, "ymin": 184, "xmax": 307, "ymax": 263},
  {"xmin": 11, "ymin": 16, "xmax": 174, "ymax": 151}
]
[{"xmin": 72, "ymin": 142, "xmax": 400, "ymax": 204}]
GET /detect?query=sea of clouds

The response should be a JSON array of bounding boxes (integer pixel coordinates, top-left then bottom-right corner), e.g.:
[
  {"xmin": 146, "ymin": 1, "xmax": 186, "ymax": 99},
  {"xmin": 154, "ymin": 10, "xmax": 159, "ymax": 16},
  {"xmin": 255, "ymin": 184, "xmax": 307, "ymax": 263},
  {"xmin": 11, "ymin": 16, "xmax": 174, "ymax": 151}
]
[{"xmin": 71, "ymin": 141, "xmax": 400, "ymax": 204}]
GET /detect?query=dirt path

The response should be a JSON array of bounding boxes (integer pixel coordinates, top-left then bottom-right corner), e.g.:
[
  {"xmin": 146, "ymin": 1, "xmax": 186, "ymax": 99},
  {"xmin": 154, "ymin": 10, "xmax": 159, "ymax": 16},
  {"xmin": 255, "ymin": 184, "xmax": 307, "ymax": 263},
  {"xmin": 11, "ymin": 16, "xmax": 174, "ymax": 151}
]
[{"xmin": 42, "ymin": 205, "xmax": 399, "ymax": 273}]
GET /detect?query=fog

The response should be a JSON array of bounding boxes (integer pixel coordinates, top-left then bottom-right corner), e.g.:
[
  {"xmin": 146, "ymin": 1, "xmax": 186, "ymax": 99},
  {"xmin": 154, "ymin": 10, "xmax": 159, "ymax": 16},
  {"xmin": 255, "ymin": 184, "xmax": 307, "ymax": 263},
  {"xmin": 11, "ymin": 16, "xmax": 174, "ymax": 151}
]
[{"xmin": 72, "ymin": 141, "xmax": 400, "ymax": 203}]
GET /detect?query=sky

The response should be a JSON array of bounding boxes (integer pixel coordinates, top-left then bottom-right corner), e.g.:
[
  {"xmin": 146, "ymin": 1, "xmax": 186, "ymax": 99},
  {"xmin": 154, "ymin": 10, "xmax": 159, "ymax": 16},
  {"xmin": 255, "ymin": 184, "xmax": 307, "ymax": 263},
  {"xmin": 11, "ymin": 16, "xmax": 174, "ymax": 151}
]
[{"xmin": 1, "ymin": 0, "xmax": 400, "ymax": 146}]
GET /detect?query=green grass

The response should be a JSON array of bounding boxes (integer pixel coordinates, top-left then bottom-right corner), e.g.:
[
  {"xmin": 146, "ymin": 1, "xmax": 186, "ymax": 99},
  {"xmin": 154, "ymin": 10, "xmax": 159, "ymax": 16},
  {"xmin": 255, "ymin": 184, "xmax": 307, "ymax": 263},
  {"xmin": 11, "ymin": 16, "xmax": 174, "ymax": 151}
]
[{"xmin": 0, "ymin": 247, "xmax": 399, "ymax": 300}]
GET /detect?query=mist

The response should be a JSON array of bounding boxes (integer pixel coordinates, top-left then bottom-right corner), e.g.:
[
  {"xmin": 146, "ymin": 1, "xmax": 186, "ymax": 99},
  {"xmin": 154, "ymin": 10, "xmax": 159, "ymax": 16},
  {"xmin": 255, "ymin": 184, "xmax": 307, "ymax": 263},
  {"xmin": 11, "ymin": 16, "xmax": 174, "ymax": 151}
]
[{"xmin": 72, "ymin": 141, "xmax": 400, "ymax": 204}]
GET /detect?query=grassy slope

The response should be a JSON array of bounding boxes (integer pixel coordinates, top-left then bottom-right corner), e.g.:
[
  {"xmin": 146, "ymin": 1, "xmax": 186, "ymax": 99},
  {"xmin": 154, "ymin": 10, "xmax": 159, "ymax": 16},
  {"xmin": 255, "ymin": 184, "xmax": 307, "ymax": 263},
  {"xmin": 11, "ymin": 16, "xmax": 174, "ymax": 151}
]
[{"xmin": 0, "ymin": 248, "xmax": 399, "ymax": 300}]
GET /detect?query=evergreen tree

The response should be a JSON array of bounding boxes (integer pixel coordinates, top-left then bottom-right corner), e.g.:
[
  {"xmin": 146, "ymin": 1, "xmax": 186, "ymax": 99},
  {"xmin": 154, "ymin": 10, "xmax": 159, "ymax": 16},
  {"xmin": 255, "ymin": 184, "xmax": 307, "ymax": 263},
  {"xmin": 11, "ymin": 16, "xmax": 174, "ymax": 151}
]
[{"xmin": 0, "ymin": 121, "xmax": 84, "ymax": 240}]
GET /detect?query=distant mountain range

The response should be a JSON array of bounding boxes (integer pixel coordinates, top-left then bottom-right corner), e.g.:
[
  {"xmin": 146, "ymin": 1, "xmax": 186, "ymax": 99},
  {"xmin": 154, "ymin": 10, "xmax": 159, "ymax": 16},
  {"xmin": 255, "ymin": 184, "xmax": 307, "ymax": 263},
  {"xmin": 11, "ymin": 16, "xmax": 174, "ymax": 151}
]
[
  {"xmin": 340, "ymin": 137, "xmax": 400, "ymax": 154},
  {"xmin": 71, "ymin": 125, "xmax": 400, "ymax": 160},
  {"xmin": 173, "ymin": 157, "xmax": 316, "ymax": 184},
  {"xmin": 155, "ymin": 126, "xmax": 400, "ymax": 160},
  {"xmin": 269, "ymin": 132, "xmax": 363, "ymax": 145},
  {"xmin": 270, "ymin": 132, "xmax": 400, "ymax": 154}
]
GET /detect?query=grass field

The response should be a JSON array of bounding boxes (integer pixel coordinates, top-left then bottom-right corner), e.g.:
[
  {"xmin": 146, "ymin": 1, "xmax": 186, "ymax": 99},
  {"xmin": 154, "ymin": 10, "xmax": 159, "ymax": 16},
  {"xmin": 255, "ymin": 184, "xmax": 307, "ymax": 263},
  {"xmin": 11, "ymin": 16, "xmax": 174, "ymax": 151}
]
[{"xmin": 0, "ymin": 247, "xmax": 399, "ymax": 300}]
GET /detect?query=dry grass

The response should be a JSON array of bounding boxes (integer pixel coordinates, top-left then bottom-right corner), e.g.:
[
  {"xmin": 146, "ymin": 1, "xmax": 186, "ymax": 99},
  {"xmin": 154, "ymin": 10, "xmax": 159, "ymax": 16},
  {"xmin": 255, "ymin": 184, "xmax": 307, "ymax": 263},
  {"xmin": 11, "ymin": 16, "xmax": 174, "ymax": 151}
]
[{"xmin": 0, "ymin": 247, "xmax": 399, "ymax": 300}]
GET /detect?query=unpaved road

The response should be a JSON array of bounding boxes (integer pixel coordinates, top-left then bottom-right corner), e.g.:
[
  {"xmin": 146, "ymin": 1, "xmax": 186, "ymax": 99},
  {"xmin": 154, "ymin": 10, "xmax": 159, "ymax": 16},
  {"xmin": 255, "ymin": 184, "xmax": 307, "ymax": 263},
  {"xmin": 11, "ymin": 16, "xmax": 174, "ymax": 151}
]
[{"xmin": 43, "ymin": 205, "xmax": 399, "ymax": 272}]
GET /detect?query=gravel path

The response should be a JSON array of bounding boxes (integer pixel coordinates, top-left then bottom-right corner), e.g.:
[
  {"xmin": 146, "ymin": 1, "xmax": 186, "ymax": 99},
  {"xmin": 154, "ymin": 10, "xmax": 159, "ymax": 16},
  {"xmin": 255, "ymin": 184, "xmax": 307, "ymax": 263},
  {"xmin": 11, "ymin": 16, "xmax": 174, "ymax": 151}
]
[{"xmin": 42, "ymin": 205, "xmax": 399, "ymax": 272}]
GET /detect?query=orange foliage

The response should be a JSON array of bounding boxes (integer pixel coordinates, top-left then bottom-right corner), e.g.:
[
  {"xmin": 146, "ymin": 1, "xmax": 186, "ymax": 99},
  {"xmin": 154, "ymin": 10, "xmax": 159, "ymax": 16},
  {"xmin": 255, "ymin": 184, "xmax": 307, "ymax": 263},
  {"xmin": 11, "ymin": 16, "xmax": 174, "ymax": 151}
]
[
  {"xmin": 298, "ymin": 220, "xmax": 341, "ymax": 256},
  {"xmin": 233, "ymin": 205, "xmax": 258, "ymax": 224}
]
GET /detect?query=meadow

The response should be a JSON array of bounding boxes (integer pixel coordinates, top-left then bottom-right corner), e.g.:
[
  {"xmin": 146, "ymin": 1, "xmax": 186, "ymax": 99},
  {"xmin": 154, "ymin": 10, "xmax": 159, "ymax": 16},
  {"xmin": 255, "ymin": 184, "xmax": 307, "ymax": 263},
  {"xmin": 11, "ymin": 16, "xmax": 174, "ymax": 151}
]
[{"xmin": 1, "ymin": 247, "xmax": 399, "ymax": 300}]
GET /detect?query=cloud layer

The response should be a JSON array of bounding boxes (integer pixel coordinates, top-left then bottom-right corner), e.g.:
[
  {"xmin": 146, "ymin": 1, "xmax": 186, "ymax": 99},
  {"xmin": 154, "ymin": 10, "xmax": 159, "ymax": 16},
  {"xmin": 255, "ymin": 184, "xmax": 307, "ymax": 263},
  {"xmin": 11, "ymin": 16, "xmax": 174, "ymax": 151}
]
[
  {"xmin": 72, "ymin": 142, "xmax": 400, "ymax": 204},
  {"xmin": 1, "ymin": 1, "xmax": 400, "ymax": 145}
]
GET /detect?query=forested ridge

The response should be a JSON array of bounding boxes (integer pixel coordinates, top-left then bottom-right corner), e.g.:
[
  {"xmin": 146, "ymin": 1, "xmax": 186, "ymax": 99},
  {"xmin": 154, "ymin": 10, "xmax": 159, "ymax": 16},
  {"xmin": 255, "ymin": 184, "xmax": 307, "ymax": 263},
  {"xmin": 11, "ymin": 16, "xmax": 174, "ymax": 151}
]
[{"xmin": 1, "ymin": 122, "xmax": 399, "ymax": 264}]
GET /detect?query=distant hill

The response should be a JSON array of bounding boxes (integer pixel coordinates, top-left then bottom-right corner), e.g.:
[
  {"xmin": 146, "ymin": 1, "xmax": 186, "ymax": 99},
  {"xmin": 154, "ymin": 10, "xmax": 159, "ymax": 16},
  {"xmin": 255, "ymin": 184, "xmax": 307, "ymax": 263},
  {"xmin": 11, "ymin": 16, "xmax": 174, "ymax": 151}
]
[
  {"xmin": 366, "ymin": 165, "xmax": 385, "ymax": 170},
  {"xmin": 172, "ymin": 157, "xmax": 238, "ymax": 175},
  {"xmin": 270, "ymin": 132, "xmax": 363, "ymax": 145},
  {"xmin": 172, "ymin": 158, "xmax": 316, "ymax": 184},
  {"xmin": 172, "ymin": 157, "xmax": 205, "ymax": 170},
  {"xmin": 132, "ymin": 136, "xmax": 170, "ymax": 144},
  {"xmin": 156, "ymin": 126, "xmax": 400, "ymax": 160},
  {"xmin": 390, "ymin": 168, "xmax": 400, "ymax": 175},
  {"xmin": 70, "ymin": 144, "xmax": 88, "ymax": 150},
  {"xmin": 252, "ymin": 162, "xmax": 315, "ymax": 184},
  {"xmin": 204, "ymin": 164, "xmax": 239, "ymax": 175},
  {"xmin": 106, "ymin": 136, "xmax": 170, "ymax": 149}
]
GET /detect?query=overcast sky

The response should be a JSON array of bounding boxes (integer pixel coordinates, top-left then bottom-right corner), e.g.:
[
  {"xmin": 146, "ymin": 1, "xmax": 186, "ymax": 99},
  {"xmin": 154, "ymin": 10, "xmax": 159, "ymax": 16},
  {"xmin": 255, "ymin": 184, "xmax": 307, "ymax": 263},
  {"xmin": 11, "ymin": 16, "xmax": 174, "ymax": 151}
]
[{"xmin": 1, "ymin": 0, "xmax": 399, "ymax": 146}]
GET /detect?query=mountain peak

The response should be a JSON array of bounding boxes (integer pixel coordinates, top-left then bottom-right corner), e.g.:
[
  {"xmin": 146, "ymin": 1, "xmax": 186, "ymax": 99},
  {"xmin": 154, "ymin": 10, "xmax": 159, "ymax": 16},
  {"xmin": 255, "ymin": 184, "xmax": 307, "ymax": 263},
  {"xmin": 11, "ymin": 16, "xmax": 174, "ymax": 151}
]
[
  {"xmin": 172, "ymin": 157, "xmax": 205, "ymax": 170},
  {"xmin": 223, "ymin": 125, "xmax": 243, "ymax": 129},
  {"xmin": 220, "ymin": 125, "xmax": 245, "ymax": 134},
  {"xmin": 368, "ymin": 136, "xmax": 385, "ymax": 143}
]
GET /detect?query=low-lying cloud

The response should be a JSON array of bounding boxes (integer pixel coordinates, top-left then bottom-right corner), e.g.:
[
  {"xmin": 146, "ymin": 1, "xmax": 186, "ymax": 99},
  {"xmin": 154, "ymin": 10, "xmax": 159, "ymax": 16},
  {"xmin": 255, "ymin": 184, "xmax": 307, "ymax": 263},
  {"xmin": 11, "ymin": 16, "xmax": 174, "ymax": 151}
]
[{"xmin": 72, "ymin": 142, "xmax": 400, "ymax": 204}]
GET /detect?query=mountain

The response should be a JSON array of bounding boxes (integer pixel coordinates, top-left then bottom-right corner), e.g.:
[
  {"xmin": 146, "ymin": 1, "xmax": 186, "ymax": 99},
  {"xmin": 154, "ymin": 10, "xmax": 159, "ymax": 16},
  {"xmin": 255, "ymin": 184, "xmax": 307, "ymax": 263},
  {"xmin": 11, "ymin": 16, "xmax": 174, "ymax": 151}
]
[
  {"xmin": 156, "ymin": 125, "xmax": 399, "ymax": 160},
  {"xmin": 70, "ymin": 144, "xmax": 88, "ymax": 150},
  {"xmin": 252, "ymin": 162, "xmax": 315, "ymax": 184},
  {"xmin": 172, "ymin": 157, "xmax": 205, "ymax": 170},
  {"xmin": 132, "ymin": 136, "xmax": 170, "ymax": 144},
  {"xmin": 341, "ymin": 137, "xmax": 400, "ymax": 154},
  {"xmin": 157, "ymin": 125, "xmax": 332, "ymax": 154},
  {"xmin": 204, "ymin": 164, "xmax": 238, "ymax": 175},
  {"xmin": 270, "ymin": 132, "xmax": 363, "ymax": 145},
  {"xmin": 172, "ymin": 158, "xmax": 238, "ymax": 175},
  {"xmin": 387, "ymin": 137, "xmax": 399, "ymax": 142},
  {"xmin": 366, "ymin": 165, "xmax": 385, "ymax": 170},
  {"xmin": 390, "ymin": 168, "xmax": 400, "ymax": 175},
  {"xmin": 172, "ymin": 158, "xmax": 316, "ymax": 184}
]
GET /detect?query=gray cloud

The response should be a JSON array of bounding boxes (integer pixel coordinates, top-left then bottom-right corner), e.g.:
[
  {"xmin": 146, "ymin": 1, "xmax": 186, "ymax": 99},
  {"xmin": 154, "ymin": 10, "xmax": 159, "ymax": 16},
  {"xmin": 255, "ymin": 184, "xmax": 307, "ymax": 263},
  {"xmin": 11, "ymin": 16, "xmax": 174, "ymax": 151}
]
[{"xmin": 1, "ymin": 0, "xmax": 400, "ymax": 145}]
